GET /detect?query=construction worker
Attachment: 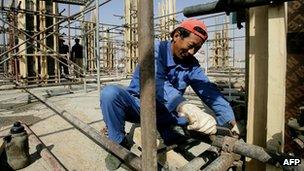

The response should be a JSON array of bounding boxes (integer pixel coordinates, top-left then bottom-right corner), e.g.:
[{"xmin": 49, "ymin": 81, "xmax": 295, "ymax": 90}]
[
  {"xmin": 58, "ymin": 38, "xmax": 69, "ymax": 75},
  {"xmin": 100, "ymin": 18, "xmax": 239, "ymax": 170},
  {"xmin": 70, "ymin": 38, "xmax": 83, "ymax": 77}
]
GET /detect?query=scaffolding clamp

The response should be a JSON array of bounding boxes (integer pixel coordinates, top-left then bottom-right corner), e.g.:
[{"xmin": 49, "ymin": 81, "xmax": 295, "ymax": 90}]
[{"xmin": 222, "ymin": 136, "xmax": 238, "ymax": 153}]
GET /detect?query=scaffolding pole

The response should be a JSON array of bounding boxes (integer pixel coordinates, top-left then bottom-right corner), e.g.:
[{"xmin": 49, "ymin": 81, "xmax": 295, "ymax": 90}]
[
  {"xmin": 81, "ymin": 7, "xmax": 87, "ymax": 93},
  {"xmin": 96, "ymin": 0, "xmax": 101, "ymax": 93},
  {"xmin": 138, "ymin": 0, "xmax": 157, "ymax": 170}
]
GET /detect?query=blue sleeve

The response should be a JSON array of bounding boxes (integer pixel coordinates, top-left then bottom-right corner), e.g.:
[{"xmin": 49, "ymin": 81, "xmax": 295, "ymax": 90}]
[
  {"xmin": 155, "ymin": 42, "xmax": 186, "ymax": 113},
  {"xmin": 128, "ymin": 41, "xmax": 185, "ymax": 113},
  {"xmin": 189, "ymin": 67, "xmax": 235, "ymax": 126}
]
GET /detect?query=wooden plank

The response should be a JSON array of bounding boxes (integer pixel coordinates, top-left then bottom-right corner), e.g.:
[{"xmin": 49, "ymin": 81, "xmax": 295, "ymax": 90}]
[
  {"xmin": 53, "ymin": 2, "xmax": 59, "ymax": 83},
  {"xmin": 39, "ymin": 1, "xmax": 48, "ymax": 81},
  {"xmin": 266, "ymin": 3, "xmax": 287, "ymax": 171},
  {"xmin": 246, "ymin": 6, "xmax": 268, "ymax": 171},
  {"xmin": 246, "ymin": 3, "xmax": 287, "ymax": 171},
  {"xmin": 51, "ymin": 0, "xmax": 87, "ymax": 5},
  {"xmin": 18, "ymin": 0, "xmax": 27, "ymax": 83},
  {"xmin": 124, "ymin": 0, "xmax": 131, "ymax": 74},
  {"xmin": 267, "ymin": 2, "xmax": 287, "ymax": 152}
]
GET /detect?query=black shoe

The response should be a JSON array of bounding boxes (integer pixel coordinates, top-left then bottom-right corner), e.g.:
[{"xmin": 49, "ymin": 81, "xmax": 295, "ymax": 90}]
[
  {"xmin": 105, "ymin": 138, "xmax": 133, "ymax": 170},
  {"xmin": 105, "ymin": 153, "xmax": 122, "ymax": 170}
]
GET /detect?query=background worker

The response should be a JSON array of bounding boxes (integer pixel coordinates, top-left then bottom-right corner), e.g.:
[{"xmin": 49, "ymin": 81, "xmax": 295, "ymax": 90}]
[
  {"xmin": 58, "ymin": 37, "xmax": 69, "ymax": 75},
  {"xmin": 70, "ymin": 38, "xmax": 83, "ymax": 77},
  {"xmin": 100, "ymin": 18, "xmax": 240, "ymax": 170}
]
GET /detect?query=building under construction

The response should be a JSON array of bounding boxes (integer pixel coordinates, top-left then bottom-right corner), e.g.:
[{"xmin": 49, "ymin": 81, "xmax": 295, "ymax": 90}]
[{"xmin": 0, "ymin": 0, "xmax": 303, "ymax": 170}]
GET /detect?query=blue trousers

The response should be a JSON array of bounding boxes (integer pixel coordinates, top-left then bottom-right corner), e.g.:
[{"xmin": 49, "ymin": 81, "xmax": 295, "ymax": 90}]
[{"xmin": 100, "ymin": 85, "xmax": 188, "ymax": 144}]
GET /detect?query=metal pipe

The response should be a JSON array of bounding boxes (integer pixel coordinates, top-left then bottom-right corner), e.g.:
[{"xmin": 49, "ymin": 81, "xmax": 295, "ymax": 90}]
[
  {"xmin": 138, "ymin": 0, "xmax": 157, "ymax": 170},
  {"xmin": 211, "ymin": 136, "xmax": 304, "ymax": 170},
  {"xmin": 40, "ymin": 0, "xmax": 88, "ymax": 6},
  {"xmin": 154, "ymin": 10, "xmax": 183, "ymax": 20},
  {"xmin": 0, "ymin": 53, "xmax": 14, "ymax": 65},
  {"xmin": 22, "ymin": 124, "xmax": 67, "ymax": 171},
  {"xmin": 183, "ymin": 0, "xmax": 292, "ymax": 17},
  {"xmin": 204, "ymin": 152, "xmax": 238, "ymax": 171},
  {"xmin": 11, "ymin": 54, "xmax": 68, "ymax": 56},
  {"xmin": 0, "ymin": 81, "xmax": 83, "ymax": 91},
  {"xmin": 24, "ymin": 88, "xmax": 142, "ymax": 170},
  {"xmin": 96, "ymin": 0, "xmax": 101, "ymax": 93},
  {"xmin": 179, "ymin": 157, "xmax": 208, "ymax": 171}
]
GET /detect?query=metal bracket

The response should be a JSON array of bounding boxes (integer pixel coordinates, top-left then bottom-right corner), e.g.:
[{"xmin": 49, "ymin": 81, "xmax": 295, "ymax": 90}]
[{"xmin": 222, "ymin": 136, "xmax": 237, "ymax": 152}]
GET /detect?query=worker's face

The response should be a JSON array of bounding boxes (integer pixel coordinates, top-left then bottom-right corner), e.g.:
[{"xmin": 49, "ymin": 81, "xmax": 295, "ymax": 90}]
[{"xmin": 172, "ymin": 31, "xmax": 203, "ymax": 60}]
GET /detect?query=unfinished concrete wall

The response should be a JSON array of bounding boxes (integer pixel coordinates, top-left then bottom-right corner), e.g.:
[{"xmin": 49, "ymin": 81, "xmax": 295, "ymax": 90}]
[{"xmin": 285, "ymin": 0, "xmax": 304, "ymax": 158}]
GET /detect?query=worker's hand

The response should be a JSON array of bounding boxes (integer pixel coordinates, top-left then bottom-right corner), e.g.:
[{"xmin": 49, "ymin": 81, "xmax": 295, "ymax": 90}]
[
  {"xmin": 177, "ymin": 103, "xmax": 217, "ymax": 134},
  {"xmin": 231, "ymin": 123, "xmax": 240, "ymax": 135}
]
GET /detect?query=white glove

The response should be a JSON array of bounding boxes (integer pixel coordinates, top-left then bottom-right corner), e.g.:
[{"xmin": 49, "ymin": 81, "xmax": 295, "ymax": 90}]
[
  {"xmin": 177, "ymin": 102, "xmax": 217, "ymax": 134},
  {"xmin": 231, "ymin": 123, "xmax": 240, "ymax": 135}
]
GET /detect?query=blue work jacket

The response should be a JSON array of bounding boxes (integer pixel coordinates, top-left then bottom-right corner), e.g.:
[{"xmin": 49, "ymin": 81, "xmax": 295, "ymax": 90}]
[{"xmin": 127, "ymin": 40, "xmax": 235, "ymax": 126}]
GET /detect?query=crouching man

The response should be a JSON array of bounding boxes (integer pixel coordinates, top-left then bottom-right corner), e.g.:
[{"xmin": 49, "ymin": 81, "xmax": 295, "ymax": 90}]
[{"xmin": 100, "ymin": 18, "xmax": 239, "ymax": 170}]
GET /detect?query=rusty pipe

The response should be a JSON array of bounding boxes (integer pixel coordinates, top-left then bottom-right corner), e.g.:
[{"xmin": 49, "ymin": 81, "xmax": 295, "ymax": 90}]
[
  {"xmin": 211, "ymin": 136, "xmax": 304, "ymax": 171},
  {"xmin": 203, "ymin": 152, "xmax": 239, "ymax": 171},
  {"xmin": 179, "ymin": 157, "xmax": 208, "ymax": 171}
]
